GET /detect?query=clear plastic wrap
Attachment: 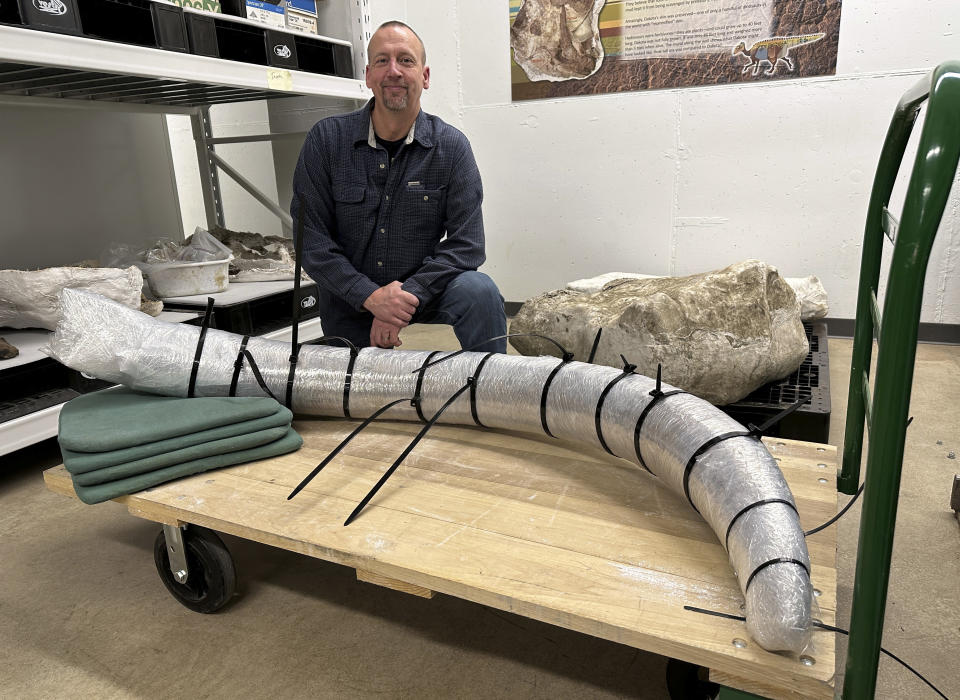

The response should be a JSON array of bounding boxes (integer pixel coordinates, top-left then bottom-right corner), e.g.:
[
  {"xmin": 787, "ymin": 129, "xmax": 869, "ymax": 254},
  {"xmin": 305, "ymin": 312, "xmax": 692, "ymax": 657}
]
[{"xmin": 46, "ymin": 288, "xmax": 813, "ymax": 653}]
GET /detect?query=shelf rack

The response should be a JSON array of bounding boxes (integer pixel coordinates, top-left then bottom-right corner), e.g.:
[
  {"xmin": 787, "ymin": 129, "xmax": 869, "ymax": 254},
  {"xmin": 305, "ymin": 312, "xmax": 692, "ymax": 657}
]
[{"xmin": 0, "ymin": 15, "xmax": 370, "ymax": 455}]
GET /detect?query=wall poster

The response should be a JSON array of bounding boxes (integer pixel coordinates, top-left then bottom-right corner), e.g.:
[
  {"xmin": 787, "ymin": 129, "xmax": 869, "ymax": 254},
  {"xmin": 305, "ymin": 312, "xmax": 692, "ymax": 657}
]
[{"xmin": 509, "ymin": 0, "xmax": 842, "ymax": 101}]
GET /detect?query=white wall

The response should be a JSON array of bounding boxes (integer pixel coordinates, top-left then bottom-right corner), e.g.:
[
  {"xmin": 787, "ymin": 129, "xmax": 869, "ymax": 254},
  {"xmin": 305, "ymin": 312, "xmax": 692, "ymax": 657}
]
[
  {"xmin": 0, "ymin": 105, "xmax": 183, "ymax": 270},
  {"xmin": 378, "ymin": 0, "xmax": 960, "ymax": 322}
]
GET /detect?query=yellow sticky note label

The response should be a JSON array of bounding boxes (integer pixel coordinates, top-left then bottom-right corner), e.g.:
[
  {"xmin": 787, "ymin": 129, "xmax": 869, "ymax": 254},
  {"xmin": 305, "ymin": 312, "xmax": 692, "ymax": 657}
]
[{"xmin": 267, "ymin": 69, "xmax": 293, "ymax": 91}]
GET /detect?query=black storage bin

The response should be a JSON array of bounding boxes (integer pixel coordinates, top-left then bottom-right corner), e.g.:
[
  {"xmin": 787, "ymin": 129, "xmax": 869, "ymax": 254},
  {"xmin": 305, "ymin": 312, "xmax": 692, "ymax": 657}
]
[
  {"xmin": 184, "ymin": 11, "xmax": 217, "ymax": 56},
  {"xmin": 214, "ymin": 17, "xmax": 267, "ymax": 65},
  {"xmin": 265, "ymin": 28, "xmax": 297, "ymax": 68},
  {"xmin": 332, "ymin": 42, "xmax": 352, "ymax": 78},
  {"xmin": 293, "ymin": 34, "xmax": 334, "ymax": 75},
  {"xmin": 76, "ymin": 0, "xmax": 188, "ymax": 51},
  {"xmin": 0, "ymin": 358, "xmax": 112, "ymax": 426},
  {"xmin": 720, "ymin": 321, "xmax": 832, "ymax": 443},
  {"xmin": 5, "ymin": 0, "xmax": 82, "ymax": 35}
]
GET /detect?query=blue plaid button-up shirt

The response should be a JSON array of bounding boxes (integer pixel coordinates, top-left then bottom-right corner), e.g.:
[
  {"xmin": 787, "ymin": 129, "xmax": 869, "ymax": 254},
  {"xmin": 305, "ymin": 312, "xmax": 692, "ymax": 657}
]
[{"xmin": 291, "ymin": 100, "xmax": 485, "ymax": 322}]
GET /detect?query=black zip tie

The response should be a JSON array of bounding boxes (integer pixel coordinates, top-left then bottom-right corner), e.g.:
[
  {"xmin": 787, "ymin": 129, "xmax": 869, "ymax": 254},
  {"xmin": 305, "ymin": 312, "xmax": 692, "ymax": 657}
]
[
  {"xmin": 469, "ymin": 352, "xmax": 495, "ymax": 427},
  {"xmin": 290, "ymin": 204, "xmax": 305, "ymax": 350},
  {"xmin": 805, "ymin": 482, "xmax": 865, "ymax": 537},
  {"xmin": 744, "ymin": 557, "xmax": 810, "ymax": 591},
  {"xmin": 682, "ymin": 606, "xmax": 948, "ymax": 699},
  {"xmin": 344, "ymin": 381, "xmax": 473, "ymax": 526},
  {"xmin": 746, "ymin": 398, "xmax": 807, "ymax": 436},
  {"xmin": 342, "ymin": 344, "xmax": 359, "ymax": 419},
  {"xmin": 285, "ymin": 343, "xmax": 301, "ymax": 409},
  {"xmin": 540, "ymin": 351, "xmax": 576, "ymax": 438},
  {"xmin": 724, "ymin": 498, "xmax": 799, "ymax": 550},
  {"xmin": 303, "ymin": 335, "xmax": 360, "ymax": 352},
  {"xmin": 633, "ymin": 365, "xmax": 686, "ymax": 475},
  {"xmin": 586, "ymin": 327, "xmax": 603, "ymax": 364},
  {"xmin": 228, "ymin": 335, "xmax": 251, "ymax": 397},
  {"xmin": 241, "ymin": 348, "xmax": 279, "ymax": 402},
  {"xmin": 413, "ymin": 351, "xmax": 442, "ymax": 421},
  {"xmin": 801, "ymin": 414, "xmax": 909, "ymax": 536},
  {"xmin": 682, "ymin": 430, "xmax": 754, "ymax": 513},
  {"xmin": 595, "ymin": 355, "xmax": 637, "ymax": 455},
  {"xmin": 287, "ymin": 397, "xmax": 412, "ymax": 500},
  {"xmin": 412, "ymin": 332, "xmax": 572, "ymax": 373},
  {"xmin": 187, "ymin": 297, "xmax": 215, "ymax": 398}
]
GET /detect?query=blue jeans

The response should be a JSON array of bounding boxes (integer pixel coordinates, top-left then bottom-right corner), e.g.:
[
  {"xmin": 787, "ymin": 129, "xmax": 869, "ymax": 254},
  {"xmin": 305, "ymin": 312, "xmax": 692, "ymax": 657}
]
[{"xmin": 320, "ymin": 271, "xmax": 507, "ymax": 353}]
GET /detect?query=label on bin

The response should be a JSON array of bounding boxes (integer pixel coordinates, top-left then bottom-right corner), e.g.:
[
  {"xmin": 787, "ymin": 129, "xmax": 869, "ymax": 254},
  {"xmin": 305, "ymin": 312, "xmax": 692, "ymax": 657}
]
[
  {"xmin": 246, "ymin": 0, "xmax": 285, "ymax": 28},
  {"xmin": 267, "ymin": 69, "xmax": 292, "ymax": 91}
]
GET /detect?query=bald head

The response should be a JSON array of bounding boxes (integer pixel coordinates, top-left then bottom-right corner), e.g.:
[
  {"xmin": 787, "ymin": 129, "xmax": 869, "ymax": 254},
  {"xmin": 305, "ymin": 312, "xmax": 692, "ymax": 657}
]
[{"xmin": 369, "ymin": 21, "xmax": 426, "ymax": 64}]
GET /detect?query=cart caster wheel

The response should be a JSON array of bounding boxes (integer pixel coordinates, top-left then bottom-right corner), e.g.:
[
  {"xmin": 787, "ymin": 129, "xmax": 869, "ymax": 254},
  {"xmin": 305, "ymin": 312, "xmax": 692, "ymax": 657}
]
[
  {"xmin": 666, "ymin": 658, "xmax": 719, "ymax": 700},
  {"xmin": 154, "ymin": 526, "xmax": 237, "ymax": 613}
]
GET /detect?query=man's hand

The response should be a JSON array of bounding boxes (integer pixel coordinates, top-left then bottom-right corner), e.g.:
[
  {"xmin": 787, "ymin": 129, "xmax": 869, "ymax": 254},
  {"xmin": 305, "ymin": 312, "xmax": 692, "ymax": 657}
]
[
  {"xmin": 370, "ymin": 318, "xmax": 403, "ymax": 348},
  {"xmin": 363, "ymin": 281, "xmax": 419, "ymax": 327}
]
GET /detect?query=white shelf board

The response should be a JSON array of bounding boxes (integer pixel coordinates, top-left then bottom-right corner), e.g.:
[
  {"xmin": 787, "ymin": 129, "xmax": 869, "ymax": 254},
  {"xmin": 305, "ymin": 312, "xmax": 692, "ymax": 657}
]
[
  {"xmin": 0, "ymin": 25, "xmax": 369, "ymax": 110},
  {"xmin": 162, "ymin": 279, "xmax": 314, "ymax": 306},
  {"xmin": 0, "ymin": 402, "xmax": 63, "ymax": 458},
  {"xmin": 0, "ymin": 329, "xmax": 52, "ymax": 370},
  {"xmin": 260, "ymin": 316, "xmax": 324, "ymax": 341}
]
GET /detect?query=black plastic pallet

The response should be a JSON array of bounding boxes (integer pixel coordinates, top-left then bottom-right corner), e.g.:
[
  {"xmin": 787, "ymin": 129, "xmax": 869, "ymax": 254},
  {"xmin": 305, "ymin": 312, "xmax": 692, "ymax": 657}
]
[
  {"xmin": 721, "ymin": 321, "xmax": 831, "ymax": 444},
  {"xmin": 162, "ymin": 282, "xmax": 320, "ymax": 336}
]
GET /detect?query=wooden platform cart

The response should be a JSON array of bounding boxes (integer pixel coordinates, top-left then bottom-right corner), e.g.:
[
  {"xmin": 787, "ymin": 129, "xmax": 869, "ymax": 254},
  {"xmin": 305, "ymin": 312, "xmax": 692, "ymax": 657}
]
[
  {"xmin": 45, "ymin": 421, "xmax": 840, "ymax": 700},
  {"xmin": 42, "ymin": 60, "xmax": 960, "ymax": 699}
]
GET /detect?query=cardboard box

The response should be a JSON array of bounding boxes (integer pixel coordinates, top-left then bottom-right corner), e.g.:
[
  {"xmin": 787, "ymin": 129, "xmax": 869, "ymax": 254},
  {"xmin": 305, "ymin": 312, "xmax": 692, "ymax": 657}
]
[
  {"xmin": 245, "ymin": 0, "xmax": 283, "ymax": 28},
  {"xmin": 285, "ymin": 8, "xmax": 316, "ymax": 34},
  {"xmin": 167, "ymin": 0, "xmax": 221, "ymax": 13}
]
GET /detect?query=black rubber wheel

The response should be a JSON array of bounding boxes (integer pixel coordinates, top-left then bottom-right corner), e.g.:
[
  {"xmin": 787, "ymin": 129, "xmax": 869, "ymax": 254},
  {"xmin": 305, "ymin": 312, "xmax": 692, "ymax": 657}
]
[
  {"xmin": 666, "ymin": 658, "xmax": 719, "ymax": 700},
  {"xmin": 153, "ymin": 526, "xmax": 237, "ymax": 613}
]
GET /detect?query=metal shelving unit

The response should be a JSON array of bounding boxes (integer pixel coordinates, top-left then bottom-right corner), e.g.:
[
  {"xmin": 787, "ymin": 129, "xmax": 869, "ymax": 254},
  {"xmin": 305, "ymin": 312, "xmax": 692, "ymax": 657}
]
[{"xmin": 0, "ymin": 11, "xmax": 370, "ymax": 455}]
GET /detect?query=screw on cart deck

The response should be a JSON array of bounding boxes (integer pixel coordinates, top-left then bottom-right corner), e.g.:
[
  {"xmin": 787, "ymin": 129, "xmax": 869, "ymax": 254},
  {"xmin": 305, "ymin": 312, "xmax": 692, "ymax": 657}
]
[{"xmin": 44, "ymin": 419, "xmax": 838, "ymax": 700}]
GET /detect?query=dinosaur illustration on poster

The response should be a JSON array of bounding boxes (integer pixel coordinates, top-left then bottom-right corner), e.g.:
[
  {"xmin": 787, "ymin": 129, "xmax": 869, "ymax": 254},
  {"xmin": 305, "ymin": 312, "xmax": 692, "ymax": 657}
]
[{"xmin": 733, "ymin": 33, "xmax": 826, "ymax": 76}]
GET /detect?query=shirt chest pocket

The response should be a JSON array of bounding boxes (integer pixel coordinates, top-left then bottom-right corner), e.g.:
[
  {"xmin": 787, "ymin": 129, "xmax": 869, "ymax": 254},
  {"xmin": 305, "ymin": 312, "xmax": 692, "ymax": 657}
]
[
  {"xmin": 332, "ymin": 182, "xmax": 365, "ymax": 220},
  {"xmin": 399, "ymin": 187, "xmax": 444, "ymax": 241}
]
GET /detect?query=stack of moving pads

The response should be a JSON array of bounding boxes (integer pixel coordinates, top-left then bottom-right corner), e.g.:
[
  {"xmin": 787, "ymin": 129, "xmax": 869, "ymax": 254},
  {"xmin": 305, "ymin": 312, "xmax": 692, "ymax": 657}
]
[{"xmin": 59, "ymin": 389, "xmax": 302, "ymax": 504}]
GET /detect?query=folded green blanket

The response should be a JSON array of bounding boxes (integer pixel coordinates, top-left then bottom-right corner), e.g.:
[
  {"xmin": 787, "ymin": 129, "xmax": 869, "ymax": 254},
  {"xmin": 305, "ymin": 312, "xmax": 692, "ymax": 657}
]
[
  {"xmin": 70, "ymin": 425, "xmax": 291, "ymax": 486},
  {"xmin": 63, "ymin": 407, "xmax": 293, "ymax": 475},
  {"xmin": 73, "ymin": 427, "xmax": 303, "ymax": 505},
  {"xmin": 59, "ymin": 388, "xmax": 285, "ymax": 453}
]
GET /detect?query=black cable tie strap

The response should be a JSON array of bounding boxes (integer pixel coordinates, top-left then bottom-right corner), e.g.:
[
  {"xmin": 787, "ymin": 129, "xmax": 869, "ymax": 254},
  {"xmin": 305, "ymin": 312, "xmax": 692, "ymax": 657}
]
[
  {"xmin": 344, "ymin": 382, "xmax": 473, "ymax": 526},
  {"xmin": 724, "ymin": 498, "xmax": 799, "ymax": 550},
  {"xmin": 228, "ymin": 335, "xmax": 251, "ymax": 397},
  {"xmin": 747, "ymin": 398, "xmax": 807, "ymax": 436},
  {"xmin": 412, "ymin": 351, "xmax": 442, "ymax": 421},
  {"xmin": 342, "ymin": 344, "xmax": 359, "ymax": 419},
  {"xmin": 285, "ymin": 343, "xmax": 301, "ymax": 409},
  {"xmin": 594, "ymin": 356, "xmax": 637, "ymax": 455},
  {"xmin": 469, "ymin": 352, "xmax": 495, "ymax": 427},
  {"xmin": 187, "ymin": 297, "xmax": 215, "ymax": 398},
  {"xmin": 303, "ymin": 335, "xmax": 360, "ymax": 353},
  {"xmin": 744, "ymin": 558, "xmax": 810, "ymax": 591},
  {"xmin": 287, "ymin": 396, "xmax": 412, "ymax": 501},
  {"xmin": 414, "ymin": 332, "xmax": 571, "ymax": 373},
  {"xmin": 633, "ymin": 388, "xmax": 687, "ymax": 475},
  {"xmin": 241, "ymin": 348, "xmax": 279, "ymax": 402},
  {"xmin": 681, "ymin": 430, "xmax": 753, "ymax": 513},
  {"xmin": 540, "ymin": 351, "xmax": 575, "ymax": 438},
  {"xmin": 586, "ymin": 327, "xmax": 603, "ymax": 364}
]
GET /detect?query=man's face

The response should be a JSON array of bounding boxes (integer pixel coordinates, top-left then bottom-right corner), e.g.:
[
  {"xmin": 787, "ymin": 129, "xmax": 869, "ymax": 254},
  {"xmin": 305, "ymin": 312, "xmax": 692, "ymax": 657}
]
[{"xmin": 365, "ymin": 25, "xmax": 430, "ymax": 114}]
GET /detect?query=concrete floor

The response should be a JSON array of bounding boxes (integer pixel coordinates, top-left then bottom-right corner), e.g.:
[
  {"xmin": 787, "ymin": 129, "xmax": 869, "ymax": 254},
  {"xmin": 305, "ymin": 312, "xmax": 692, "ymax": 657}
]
[{"xmin": 1, "ymin": 326, "xmax": 957, "ymax": 699}]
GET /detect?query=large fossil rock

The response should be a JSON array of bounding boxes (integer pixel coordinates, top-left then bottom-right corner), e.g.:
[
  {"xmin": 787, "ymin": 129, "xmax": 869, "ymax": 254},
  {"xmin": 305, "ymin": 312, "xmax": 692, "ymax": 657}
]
[
  {"xmin": 568, "ymin": 271, "xmax": 830, "ymax": 321},
  {"xmin": 510, "ymin": 0, "xmax": 606, "ymax": 81},
  {"xmin": 511, "ymin": 260, "xmax": 809, "ymax": 405}
]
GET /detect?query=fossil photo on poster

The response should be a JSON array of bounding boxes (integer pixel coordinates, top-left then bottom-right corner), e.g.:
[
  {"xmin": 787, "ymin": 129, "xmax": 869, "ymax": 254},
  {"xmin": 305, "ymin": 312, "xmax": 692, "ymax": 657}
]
[{"xmin": 509, "ymin": 0, "xmax": 842, "ymax": 101}]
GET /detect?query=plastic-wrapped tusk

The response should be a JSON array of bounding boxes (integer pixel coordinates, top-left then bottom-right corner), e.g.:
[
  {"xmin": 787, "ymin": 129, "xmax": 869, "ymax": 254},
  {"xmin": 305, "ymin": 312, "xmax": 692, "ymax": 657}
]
[{"xmin": 46, "ymin": 288, "xmax": 812, "ymax": 653}]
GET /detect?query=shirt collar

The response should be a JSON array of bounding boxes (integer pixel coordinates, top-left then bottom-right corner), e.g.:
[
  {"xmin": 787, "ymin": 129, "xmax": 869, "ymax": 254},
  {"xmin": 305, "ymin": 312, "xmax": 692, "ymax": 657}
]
[{"xmin": 357, "ymin": 98, "xmax": 434, "ymax": 149}]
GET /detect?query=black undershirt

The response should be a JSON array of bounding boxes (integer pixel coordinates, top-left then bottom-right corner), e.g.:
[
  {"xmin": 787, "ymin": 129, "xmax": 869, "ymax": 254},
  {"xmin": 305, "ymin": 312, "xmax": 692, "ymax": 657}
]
[{"xmin": 376, "ymin": 134, "xmax": 405, "ymax": 159}]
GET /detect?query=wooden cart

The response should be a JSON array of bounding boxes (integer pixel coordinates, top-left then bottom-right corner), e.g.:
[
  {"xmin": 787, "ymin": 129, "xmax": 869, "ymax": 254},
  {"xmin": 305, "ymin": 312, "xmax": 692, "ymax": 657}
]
[{"xmin": 44, "ymin": 419, "xmax": 838, "ymax": 700}]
